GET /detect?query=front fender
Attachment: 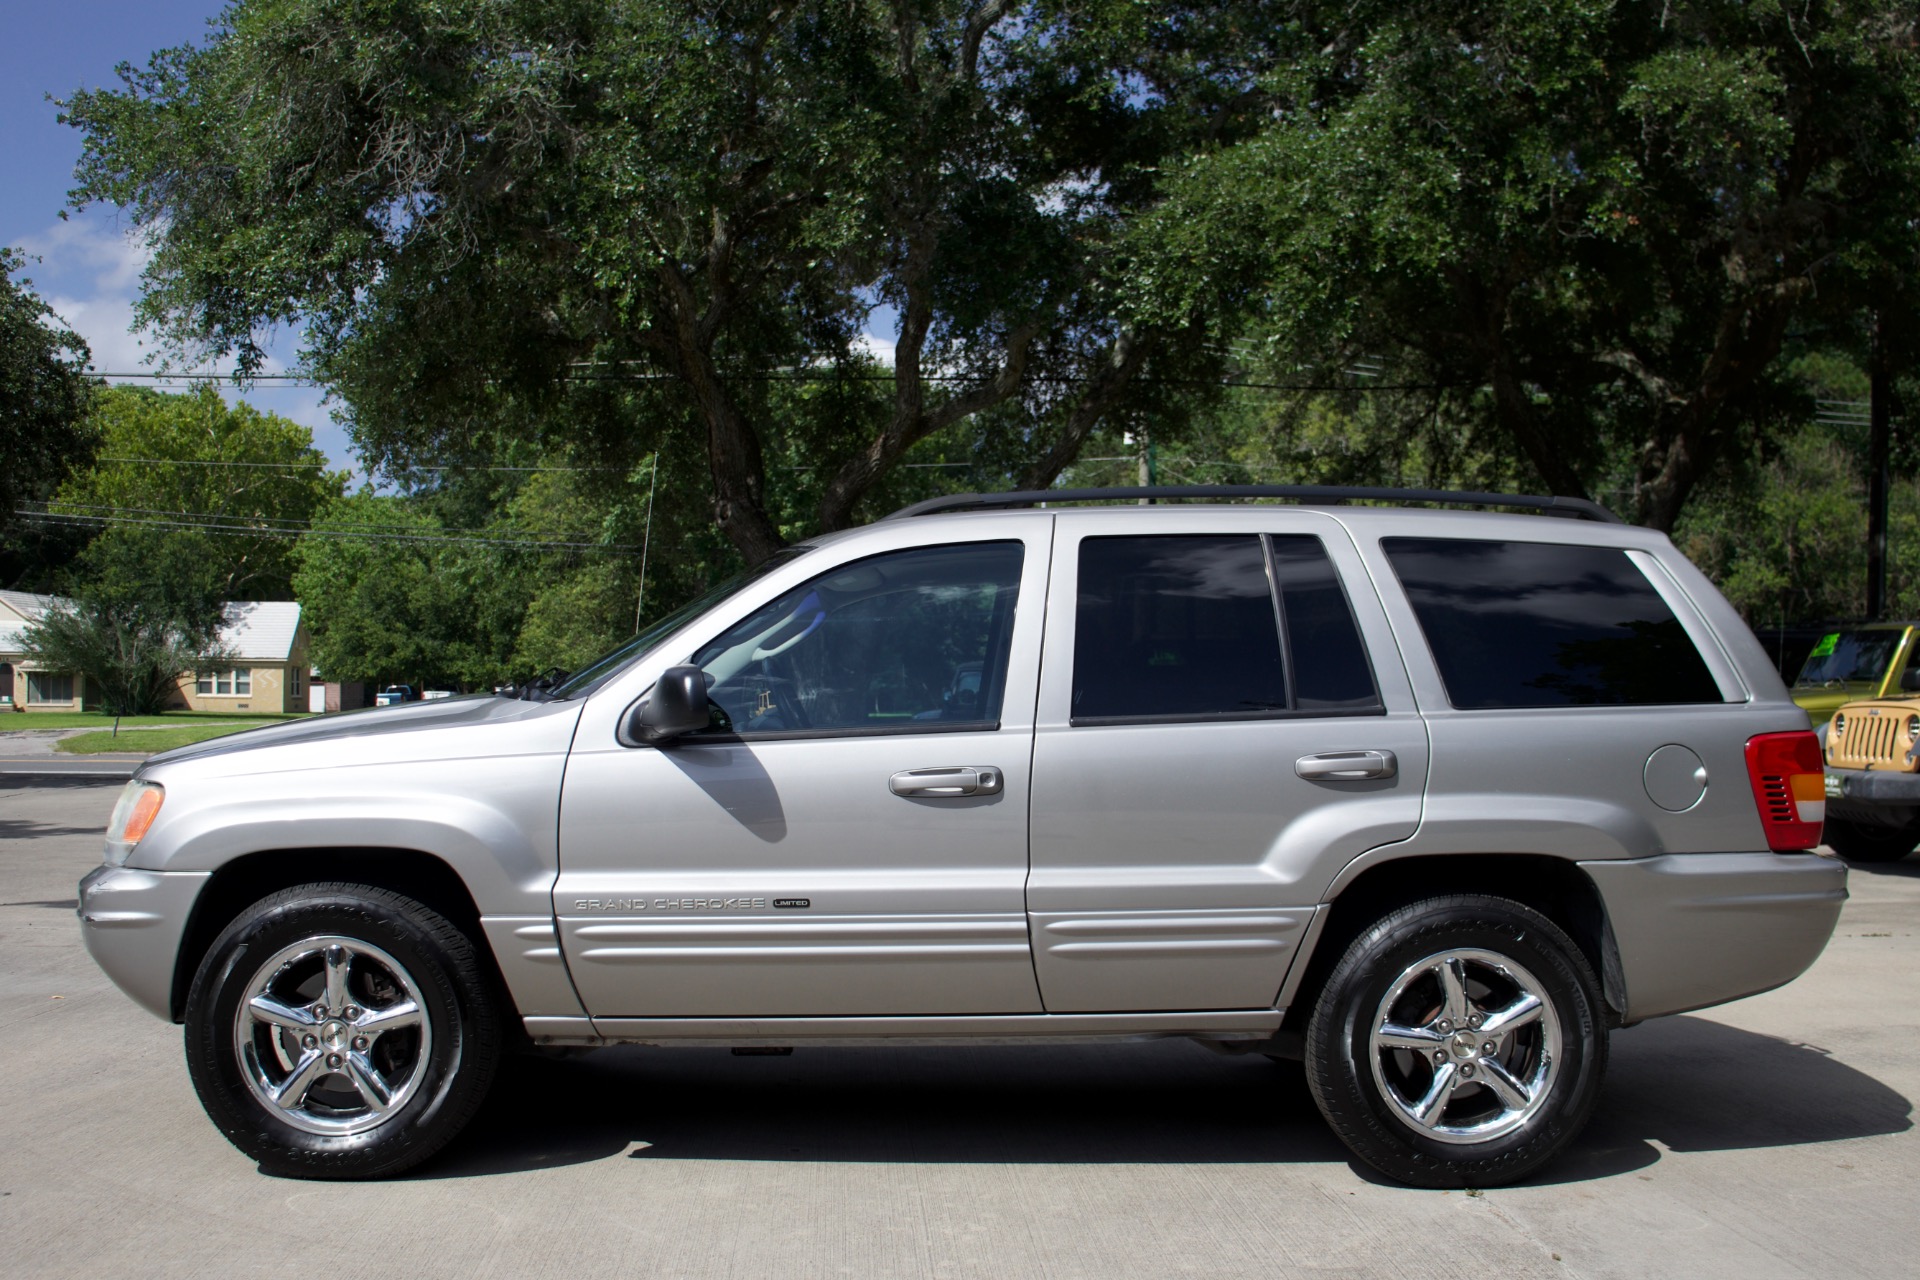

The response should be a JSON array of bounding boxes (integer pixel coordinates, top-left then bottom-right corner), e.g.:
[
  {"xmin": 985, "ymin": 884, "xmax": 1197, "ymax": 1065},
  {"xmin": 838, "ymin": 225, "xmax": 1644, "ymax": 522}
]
[{"xmin": 127, "ymin": 759, "xmax": 568, "ymax": 916}]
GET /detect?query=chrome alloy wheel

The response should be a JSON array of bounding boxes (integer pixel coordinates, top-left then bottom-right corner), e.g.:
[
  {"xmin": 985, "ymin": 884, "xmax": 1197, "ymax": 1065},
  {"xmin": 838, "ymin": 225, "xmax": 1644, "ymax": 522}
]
[
  {"xmin": 1368, "ymin": 948, "xmax": 1562, "ymax": 1145},
  {"xmin": 234, "ymin": 935, "xmax": 433, "ymax": 1136}
]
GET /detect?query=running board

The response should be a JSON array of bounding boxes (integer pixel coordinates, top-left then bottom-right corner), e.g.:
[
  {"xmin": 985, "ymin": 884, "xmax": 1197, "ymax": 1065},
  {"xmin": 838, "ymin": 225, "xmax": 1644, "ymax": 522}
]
[{"xmin": 523, "ymin": 1010, "xmax": 1284, "ymax": 1048}]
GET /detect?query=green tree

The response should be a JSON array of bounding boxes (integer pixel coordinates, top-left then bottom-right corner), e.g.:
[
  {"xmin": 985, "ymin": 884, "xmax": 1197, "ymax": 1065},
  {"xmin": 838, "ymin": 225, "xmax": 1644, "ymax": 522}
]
[
  {"xmin": 63, "ymin": 0, "xmax": 1282, "ymax": 564},
  {"xmin": 21, "ymin": 599, "xmax": 230, "ymax": 715},
  {"xmin": 291, "ymin": 494, "xmax": 513, "ymax": 689},
  {"xmin": 1, "ymin": 248, "xmax": 97, "ymax": 587},
  {"xmin": 52, "ymin": 385, "xmax": 346, "ymax": 635},
  {"xmin": 1127, "ymin": 0, "xmax": 1920, "ymax": 530}
]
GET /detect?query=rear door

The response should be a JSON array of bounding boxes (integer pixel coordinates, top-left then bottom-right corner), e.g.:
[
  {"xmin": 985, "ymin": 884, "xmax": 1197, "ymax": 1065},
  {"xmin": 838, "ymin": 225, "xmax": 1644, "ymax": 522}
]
[{"xmin": 1026, "ymin": 510, "xmax": 1430, "ymax": 1012}]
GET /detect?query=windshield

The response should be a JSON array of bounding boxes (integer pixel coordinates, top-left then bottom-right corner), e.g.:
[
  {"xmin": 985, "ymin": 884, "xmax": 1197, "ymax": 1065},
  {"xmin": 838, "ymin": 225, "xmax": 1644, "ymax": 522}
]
[
  {"xmin": 550, "ymin": 546, "xmax": 814, "ymax": 699},
  {"xmin": 1793, "ymin": 630, "xmax": 1903, "ymax": 689}
]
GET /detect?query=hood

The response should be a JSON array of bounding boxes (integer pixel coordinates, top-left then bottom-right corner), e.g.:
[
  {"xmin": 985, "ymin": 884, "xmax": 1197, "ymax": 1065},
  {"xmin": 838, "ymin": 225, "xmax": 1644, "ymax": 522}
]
[{"xmin": 141, "ymin": 693, "xmax": 587, "ymax": 778}]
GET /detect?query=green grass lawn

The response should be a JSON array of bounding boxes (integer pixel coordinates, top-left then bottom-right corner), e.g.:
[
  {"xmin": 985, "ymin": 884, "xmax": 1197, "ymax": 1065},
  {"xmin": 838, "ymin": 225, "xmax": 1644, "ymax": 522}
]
[
  {"xmin": 56, "ymin": 723, "xmax": 273, "ymax": 755},
  {"xmin": 3, "ymin": 711, "xmax": 308, "ymax": 731}
]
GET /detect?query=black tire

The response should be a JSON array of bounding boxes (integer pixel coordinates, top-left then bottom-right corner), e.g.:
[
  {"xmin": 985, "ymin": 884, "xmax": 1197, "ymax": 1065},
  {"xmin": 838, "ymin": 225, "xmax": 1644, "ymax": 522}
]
[
  {"xmin": 1824, "ymin": 818, "xmax": 1918, "ymax": 864},
  {"xmin": 184, "ymin": 883, "xmax": 502, "ymax": 1179},
  {"xmin": 1304, "ymin": 895, "xmax": 1607, "ymax": 1189}
]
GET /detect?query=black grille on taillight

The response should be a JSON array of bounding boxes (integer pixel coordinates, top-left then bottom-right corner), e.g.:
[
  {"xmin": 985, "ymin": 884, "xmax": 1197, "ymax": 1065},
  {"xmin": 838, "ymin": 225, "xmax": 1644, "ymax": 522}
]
[{"xmin": 1760, "ymin": 776, "xmax": 1795, "ymax": 824}]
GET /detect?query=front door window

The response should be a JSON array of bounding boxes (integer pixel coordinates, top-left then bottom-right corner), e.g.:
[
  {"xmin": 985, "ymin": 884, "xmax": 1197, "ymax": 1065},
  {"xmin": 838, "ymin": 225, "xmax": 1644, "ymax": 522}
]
[{"xmin": 690, "ymin": 541, "xmax": 1024, "ymax": 736}]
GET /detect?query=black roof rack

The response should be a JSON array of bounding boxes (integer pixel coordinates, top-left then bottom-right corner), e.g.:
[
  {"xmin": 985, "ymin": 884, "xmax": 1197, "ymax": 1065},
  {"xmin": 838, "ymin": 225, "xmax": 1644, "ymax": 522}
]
[{"xmin": 886, "ymin": 484, "xmax": 1624, "ymax": 524}]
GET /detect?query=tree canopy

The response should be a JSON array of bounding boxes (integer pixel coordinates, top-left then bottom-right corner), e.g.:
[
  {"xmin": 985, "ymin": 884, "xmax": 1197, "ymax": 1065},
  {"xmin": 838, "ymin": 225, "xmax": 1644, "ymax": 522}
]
[
  {"xmin": 1125, "ymin": 0, "xmax": 1920, "ymax": 528},
  {"xmin": 64, "ymin": 0, "xmax": 1295, "ymax": 564},
  {"xmin": 48, "ymin": 384, "xmax": 346, "ymax": 637},
  {"xmin": 1, "ymin": 249, "xmax": 97, "ymax": 586}
]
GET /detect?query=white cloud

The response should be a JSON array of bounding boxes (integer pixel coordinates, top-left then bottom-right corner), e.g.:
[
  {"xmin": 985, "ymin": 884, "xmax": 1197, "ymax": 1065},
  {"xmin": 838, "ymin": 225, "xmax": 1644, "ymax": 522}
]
[
  {"xmin": 13, "ymin": 212, "xmax": 352, "ymax": 470},
  {"xmin": 852, "ymin": 331, "xmax": 895, "ymax": 365}
]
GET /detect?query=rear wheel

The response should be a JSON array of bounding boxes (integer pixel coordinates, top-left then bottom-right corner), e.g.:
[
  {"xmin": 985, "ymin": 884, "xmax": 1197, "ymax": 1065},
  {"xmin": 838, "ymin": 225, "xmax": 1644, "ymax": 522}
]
[
  {"xmin": 1824, "ymin": 817, "xmax": 1919, "ymax": 864},
  {"xmin": 184, "ymin": 883, "xmax": 502, "ymax": 1178},
  {"xmin": 1304, "ymin": 895, "xmax": 1607, "ymax": 1188}
]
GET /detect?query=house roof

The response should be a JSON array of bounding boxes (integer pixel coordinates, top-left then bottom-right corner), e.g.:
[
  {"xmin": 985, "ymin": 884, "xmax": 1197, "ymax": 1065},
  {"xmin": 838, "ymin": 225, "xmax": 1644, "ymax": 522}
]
[
  {"xmin": 0, "ymin": 597, "xmax": 303, "ymax": 663},
  {"xmin": 0, "ymin": 590, "xmax": 58, "ymax": 623},
  {"xmin": 218, "ymin": 601, "xmax": 303, "ymax": 662}
]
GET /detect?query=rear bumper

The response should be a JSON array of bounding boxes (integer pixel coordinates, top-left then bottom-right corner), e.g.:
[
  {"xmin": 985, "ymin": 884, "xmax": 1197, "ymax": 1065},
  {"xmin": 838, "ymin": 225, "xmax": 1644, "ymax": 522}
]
[
  {"xmin": 1579, "ymin": 852, "xmax": 1846, "ymax": 1022},
  {"xmin": 77, "ymin": 864, "xmax": 210, "ymax": 1021}
]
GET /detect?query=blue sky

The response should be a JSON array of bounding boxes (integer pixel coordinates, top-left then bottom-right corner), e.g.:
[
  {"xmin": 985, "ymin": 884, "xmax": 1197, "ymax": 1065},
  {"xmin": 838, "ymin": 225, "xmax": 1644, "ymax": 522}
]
[
  {"xmin": 2, "ymin": 2, "xmax": 357, "ymax": 468},
  {"xmin": 3, "ymin": 4, "xmax": 900, "ymax": 479}
]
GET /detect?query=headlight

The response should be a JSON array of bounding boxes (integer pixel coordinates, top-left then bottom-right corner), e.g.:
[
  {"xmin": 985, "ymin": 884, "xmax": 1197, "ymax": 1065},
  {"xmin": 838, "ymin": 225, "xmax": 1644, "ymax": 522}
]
[
  {"xmin": 104, "ymin": 781, "xmax": 164, "ymax": 867},
  {"xmin": 1908, "ymin": 714, "xmax": 1920, "ymax": 743},
  {"xmin": 1831, "ymin": 712, "xmax": 1847, "ymax": 739}
]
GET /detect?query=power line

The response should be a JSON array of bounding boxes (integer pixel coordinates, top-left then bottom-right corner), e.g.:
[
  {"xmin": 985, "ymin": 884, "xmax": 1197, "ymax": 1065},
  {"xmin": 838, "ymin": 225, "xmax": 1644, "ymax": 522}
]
[
  {"xmin": 15, "ymin": 510, "xmax": 640, "ymax": 552},
  {"xmin": 89, "ymin": 368, "xmax": 1453, "ymax": 393},
  {"xmin": 96, "ymin": 456, "xmax": 626, "ymax": 473}
]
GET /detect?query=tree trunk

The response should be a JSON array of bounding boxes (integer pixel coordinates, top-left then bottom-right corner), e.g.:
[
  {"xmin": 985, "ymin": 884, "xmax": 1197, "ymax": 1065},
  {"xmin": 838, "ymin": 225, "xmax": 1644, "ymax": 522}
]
[
  {"xmin": 1020, "ymin": 332, "xmax": 1150, "ymax": 491},
  {"xmin": 1868, "ymin": 310, "xmax": 1891, "ymax": 619}
]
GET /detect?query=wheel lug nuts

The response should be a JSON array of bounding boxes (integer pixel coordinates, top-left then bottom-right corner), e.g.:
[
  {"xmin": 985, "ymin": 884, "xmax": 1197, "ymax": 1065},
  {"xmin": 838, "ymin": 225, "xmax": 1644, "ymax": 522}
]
[
  {"xmin": 1468, "ymin": 1013, "xmax": 1483, "ymax": 1028},
  {"xmin": 353, "ymin": 1037, "xmax": 368, "ymax": 1051},
  {"xmin": 1437, "ymin": 1020, "xmax": 1451, "ymax": 1033},
  {"xmin": 344, "ymin": 1006, "xmax": 359, "ymax": 1019},
  {"xmin": 1483, "ymin": 1041, "xmax": 1497, "ymax": 1055},
  {"xmin": 1432, "ymin": 1049, "xmax": 1446, "ymax": 1063},
  {"xmin": 327, "ymin": 1053, "xmax": 342, "ymax": 1069},
  {"xmin": 1461, "ymin": 1064, "xmax": 1475, "ymax": 1078}
]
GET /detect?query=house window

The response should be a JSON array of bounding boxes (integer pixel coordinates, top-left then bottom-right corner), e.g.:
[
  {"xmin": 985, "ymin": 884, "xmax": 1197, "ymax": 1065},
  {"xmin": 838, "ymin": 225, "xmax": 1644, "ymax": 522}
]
[
  {"xmin": 195, "ymin": 669, "xmax": 253, "ymax": 696},
  {"xmin": 27, "ymin": 671, "xmax": 75, "ymax": 704}
]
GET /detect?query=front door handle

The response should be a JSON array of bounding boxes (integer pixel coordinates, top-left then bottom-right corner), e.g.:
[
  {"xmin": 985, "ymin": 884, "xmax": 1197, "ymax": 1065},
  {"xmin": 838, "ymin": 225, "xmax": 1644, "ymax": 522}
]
[
  {"xmin": 1295, "ymin": 750, "xmax": 1397, "ymax": 781},
  {"xmin": 889, "ymin": 766, "xmax": 1003, "ymax": 798}
]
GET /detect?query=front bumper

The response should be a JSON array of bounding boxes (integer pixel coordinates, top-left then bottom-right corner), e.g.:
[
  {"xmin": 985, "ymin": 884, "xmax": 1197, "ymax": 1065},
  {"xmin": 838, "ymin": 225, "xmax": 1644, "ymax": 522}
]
[
  {"xmin": 1579, "ymin": 851, "xmax": 1846, "ymax": 1023},
  {"xmin": 1824, "ymin": 766, "xmax": 1920, "ymax": 823},
  {"xmin": 77, "ymin": 864, "xmax": 211, "ymax": 1021}
]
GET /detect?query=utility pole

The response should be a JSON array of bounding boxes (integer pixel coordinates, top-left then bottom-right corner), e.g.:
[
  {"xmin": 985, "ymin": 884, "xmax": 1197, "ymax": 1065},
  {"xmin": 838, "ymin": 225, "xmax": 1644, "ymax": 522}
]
[
  {"xmin": 1868, "ymin": 311, "xmax": 1891, "ymax": 620},
  {"xmin": 1136, "ymin": 429, "xmax": 1157, "ymax": 503}
]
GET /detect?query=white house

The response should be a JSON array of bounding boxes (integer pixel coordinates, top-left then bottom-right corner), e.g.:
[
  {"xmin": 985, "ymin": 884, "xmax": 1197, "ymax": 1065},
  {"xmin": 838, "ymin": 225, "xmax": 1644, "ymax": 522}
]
[{"xmin": 0, "ymin": 591, "xmax": 310, "ymax": 714}]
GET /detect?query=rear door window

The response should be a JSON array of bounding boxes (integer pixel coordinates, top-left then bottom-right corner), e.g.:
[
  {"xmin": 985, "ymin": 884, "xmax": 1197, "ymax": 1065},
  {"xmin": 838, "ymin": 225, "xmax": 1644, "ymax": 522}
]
[
  {"xmin": 1381, "ymin": 537, "xmax": 1723, "ymax": 709},
  {"xmin": 1072, "ymin": 534, "xmax": 1380, "ymax": 723}
]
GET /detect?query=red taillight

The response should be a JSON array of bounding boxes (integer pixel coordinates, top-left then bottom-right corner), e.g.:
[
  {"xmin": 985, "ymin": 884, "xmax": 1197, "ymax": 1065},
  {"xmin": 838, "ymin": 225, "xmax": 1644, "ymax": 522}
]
[{"xmin": 1744, "ymin": 731, "xmax": 1825, "ymax": 851}]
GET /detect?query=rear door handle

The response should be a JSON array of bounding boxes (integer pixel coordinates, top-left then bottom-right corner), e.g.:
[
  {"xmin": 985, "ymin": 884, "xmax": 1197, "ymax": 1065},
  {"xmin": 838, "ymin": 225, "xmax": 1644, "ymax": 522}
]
[
  {"xmin": 1294, "ymin": 750, "xmax": 1397, "ymax": 781},
  {"xmin": 889, "ymin": 767, "xmax": 1003, "ymax": 798}
]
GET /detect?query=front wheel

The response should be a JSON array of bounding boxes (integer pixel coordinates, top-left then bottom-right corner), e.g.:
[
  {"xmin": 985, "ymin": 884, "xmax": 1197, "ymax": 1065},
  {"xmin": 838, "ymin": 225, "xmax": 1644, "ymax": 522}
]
[
  {"xmin": 184, "ymin": 883, "xmax": 502, "ymax": 1178},
  {"xmin": 1824, "ymin": 817, "xmax": 1918, "ymax": 864},
  {"xmin": 1304, "ymin": 895, "xmax": 1607, "ymax": 1188}
]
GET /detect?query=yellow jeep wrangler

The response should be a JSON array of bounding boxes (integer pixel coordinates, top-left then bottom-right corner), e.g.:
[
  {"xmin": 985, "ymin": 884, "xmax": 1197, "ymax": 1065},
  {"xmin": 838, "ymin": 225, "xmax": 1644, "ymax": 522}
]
[
  {"xmin": 1791, "ymin": 623, "xmax": 1920, "ymax": 726},
  {"xmin": 1822, "ymin": 690, "xmax": 1920, "ymax": 863}
]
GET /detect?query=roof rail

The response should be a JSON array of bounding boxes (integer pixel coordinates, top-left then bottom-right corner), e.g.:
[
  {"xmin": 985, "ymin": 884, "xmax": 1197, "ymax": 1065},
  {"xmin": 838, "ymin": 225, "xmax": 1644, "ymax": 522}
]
[{"xmin": 885, "ymin": 484, "xmax": 1624, "ymax": 523}]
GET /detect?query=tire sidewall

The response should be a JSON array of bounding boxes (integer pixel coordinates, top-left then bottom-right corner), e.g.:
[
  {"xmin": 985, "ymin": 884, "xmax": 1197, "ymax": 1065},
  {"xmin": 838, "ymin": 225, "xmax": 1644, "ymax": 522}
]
[
  {"xmin": 185, "ymin": 887, "xmax": 491, "ymax": 1177},
  {"xmin": 1307, "ymin": 897, "xmax": 1607, "ymax": 1188}
]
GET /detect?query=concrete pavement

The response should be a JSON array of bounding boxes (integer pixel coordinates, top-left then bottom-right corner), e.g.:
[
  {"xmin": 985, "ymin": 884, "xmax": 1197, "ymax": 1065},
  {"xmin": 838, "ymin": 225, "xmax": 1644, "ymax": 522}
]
[{"xmin": 1, "ymin": 776, "xmax": 1913, "ymax": 1279}]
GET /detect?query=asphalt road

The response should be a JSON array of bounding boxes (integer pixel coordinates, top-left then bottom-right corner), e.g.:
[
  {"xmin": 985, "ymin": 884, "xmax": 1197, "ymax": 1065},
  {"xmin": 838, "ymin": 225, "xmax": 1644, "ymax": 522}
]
[{"xmin": 2, "ymin": 776, "xmax": 1914, "ymax": 1279}]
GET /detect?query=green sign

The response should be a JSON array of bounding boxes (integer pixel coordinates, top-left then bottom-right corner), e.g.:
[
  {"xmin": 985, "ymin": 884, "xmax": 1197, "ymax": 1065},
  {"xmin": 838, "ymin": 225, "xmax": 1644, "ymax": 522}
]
[{"xmin": 1809, "ymin": 633, "xmax": 1840, "ymax": 659}]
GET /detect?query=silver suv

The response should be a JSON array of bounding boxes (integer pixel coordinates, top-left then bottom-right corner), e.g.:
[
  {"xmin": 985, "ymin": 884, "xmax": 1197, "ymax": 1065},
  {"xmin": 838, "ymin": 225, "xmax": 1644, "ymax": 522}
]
[{"xmin": 78, "ymin": 486, "xmax": 1845, "ymax": 1187}]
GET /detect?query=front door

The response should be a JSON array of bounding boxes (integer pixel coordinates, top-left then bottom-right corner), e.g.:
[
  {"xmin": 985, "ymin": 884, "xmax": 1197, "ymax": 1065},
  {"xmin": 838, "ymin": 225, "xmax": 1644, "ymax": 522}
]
[
  {"xmin": 556, "ymin": 524, "xmax": 1050, "ymax": 1017},
  {"xmin": 1027, "ymin": 511, "xmax": 1430, "ymax": 1012}
]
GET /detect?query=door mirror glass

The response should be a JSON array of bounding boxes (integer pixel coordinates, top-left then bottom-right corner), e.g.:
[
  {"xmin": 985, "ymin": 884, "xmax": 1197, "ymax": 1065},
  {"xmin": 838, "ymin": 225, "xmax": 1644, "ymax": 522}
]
[{"xmin": 626, "ymin": 666, "xmax": 713, "ymax": 744}]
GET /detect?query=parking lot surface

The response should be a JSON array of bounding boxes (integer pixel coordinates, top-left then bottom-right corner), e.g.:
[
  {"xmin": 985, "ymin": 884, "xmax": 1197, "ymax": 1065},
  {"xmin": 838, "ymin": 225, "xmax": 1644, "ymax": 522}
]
[{"xmin": 2, "ymin": 776, "xmax": 1913, "ymax": 1279}]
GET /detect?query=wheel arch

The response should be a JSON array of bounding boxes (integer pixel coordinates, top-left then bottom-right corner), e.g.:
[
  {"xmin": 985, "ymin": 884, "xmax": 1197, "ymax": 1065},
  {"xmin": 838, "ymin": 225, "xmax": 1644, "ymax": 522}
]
[
  {"xmin": 1280, "ymin": 853, "xmax": 1627, "ymax": 1047},
  {"xmin": 169, "ymin": 847, "xmax": 519, "ymax": 1027}
]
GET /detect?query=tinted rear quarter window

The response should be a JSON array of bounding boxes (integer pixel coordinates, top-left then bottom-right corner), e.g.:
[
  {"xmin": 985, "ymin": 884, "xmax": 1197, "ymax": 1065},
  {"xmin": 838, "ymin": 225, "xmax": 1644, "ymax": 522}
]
[{"xmin": 1382, "ymin": 537, "xmax": 1722, "ymax": 709}]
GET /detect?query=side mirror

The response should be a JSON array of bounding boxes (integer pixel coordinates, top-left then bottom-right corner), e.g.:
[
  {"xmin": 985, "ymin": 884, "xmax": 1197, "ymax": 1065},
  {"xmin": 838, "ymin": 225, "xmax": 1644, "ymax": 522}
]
[
  {"xmin": 1901, "ymin": 668, "xmax": 1920, "ymax": 693},
  {"xmin": 624, "ymin": 666, "xmax": 712, "ymax": 745}
]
